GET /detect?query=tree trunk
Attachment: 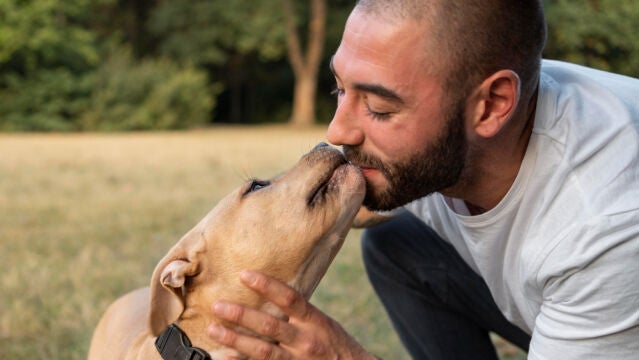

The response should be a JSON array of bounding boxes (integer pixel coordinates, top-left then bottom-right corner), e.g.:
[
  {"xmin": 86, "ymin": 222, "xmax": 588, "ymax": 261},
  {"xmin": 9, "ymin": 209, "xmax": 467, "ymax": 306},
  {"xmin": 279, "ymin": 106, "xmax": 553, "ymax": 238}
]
[
  {"xmin": 290, "ymin": 73, "xmax": 317, "ymax": 127},
  {"xmin": 283, "ymin": 0, "xmax": 327, "ymax": 127}
]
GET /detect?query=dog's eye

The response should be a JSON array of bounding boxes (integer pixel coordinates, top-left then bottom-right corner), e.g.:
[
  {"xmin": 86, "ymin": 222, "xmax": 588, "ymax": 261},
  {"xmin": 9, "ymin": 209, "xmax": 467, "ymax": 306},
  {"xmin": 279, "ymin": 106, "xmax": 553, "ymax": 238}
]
[{"xmin": 245, "ymin": 179, "xmax": 269, "ymax": 195}]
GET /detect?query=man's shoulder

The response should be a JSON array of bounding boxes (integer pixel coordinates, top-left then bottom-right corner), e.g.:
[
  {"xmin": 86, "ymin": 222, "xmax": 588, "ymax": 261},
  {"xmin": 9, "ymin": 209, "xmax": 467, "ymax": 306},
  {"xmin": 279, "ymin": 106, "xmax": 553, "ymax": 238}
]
[{"xmin": 539, "ymin": 59, "xmax": 639, "ymax": 113}]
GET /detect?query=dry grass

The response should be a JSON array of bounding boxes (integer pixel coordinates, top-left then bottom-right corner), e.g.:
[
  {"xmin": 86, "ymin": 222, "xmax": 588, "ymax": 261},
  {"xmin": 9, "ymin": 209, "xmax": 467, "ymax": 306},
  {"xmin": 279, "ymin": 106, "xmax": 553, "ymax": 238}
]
[{"xmin": 0, "ymin": 126, "xmax": 524, "ymax": 359}]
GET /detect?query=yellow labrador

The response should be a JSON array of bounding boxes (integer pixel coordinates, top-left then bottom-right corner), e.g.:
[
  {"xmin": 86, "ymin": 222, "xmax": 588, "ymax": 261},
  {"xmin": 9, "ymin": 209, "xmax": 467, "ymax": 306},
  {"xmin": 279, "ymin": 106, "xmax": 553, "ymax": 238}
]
[{"xmin": 88, "ymin": 143, "xmax": 365, "ymax": 360}]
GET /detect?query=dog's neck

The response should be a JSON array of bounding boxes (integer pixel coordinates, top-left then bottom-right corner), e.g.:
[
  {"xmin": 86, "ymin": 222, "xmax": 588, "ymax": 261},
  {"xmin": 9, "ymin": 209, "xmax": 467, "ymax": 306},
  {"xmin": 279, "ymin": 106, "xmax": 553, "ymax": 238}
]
[
  {"xmin": 154, "ymin": 323, "xmax": 245, "ymax": 360},
  {"xmin": 162, "ymin": 302, "xmax": 281, "ymax": 360}
]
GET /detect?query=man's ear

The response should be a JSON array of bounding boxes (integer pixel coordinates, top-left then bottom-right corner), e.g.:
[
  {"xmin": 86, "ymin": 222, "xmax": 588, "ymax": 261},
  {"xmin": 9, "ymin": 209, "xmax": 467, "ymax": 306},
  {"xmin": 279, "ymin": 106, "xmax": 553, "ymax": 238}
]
[
  {"xmin": 468, "ymin": 70, "xmax": 520, "ymax": 138},
  {"xmin": 147, "ymin": 229, "xmax": 204, "ymax": 336}
]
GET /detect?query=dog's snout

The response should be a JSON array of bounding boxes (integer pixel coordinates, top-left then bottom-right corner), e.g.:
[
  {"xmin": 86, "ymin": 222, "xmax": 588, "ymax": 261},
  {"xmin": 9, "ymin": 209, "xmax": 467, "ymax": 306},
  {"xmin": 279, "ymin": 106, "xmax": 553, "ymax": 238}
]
[
  {"xmin": 306, "ymin": 142, "xmax": 345, "ymax": 165},
  {"xmin": 312, "ymin": 142, "xmax": 330, "ymax": 151}
]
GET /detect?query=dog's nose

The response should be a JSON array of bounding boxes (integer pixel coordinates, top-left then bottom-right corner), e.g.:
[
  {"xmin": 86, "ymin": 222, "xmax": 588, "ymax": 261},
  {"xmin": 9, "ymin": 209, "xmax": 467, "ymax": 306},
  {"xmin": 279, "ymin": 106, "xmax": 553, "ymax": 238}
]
[{"xmin": 312, "ymin": 142, "xmax": 330, "ymax": 151}]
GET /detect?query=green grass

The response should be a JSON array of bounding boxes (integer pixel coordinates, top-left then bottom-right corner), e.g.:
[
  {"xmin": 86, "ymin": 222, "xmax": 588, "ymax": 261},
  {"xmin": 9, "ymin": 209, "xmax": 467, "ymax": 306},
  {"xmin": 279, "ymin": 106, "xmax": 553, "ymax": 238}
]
[{"xmin": 0, "ymin": 126, "xmax": 525, "ymax": 359}]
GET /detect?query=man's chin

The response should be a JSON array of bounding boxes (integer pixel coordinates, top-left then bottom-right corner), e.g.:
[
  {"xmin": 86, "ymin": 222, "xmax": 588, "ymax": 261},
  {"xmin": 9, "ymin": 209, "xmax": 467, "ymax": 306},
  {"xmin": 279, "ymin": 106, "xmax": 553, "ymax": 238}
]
[
  {"xmin": 363, "ymin": 182, "xmax": 440, "ymax": 211},
  {"xmin": 363, "ymin": 188, "xmax": 404, "ymax": 212}
]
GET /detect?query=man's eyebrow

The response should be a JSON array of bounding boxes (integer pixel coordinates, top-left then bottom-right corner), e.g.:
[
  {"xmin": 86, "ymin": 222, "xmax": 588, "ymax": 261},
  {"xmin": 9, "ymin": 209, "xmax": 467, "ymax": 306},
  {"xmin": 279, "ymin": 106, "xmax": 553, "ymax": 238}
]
[
  {"xmin": 329, "ymin": 55, "xmax": 404, "ymax": 105},
  {"xmin": 353, "ymin": 83, "xmax": 404, "ymax": 104}
]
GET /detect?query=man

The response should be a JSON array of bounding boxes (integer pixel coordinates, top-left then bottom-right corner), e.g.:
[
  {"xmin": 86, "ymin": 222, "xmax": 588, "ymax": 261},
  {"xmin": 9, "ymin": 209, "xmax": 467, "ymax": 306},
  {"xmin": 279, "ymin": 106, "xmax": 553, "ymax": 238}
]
[{"xmin": 207, "ymin": 0, "xmax": 639, "ymax": 359}]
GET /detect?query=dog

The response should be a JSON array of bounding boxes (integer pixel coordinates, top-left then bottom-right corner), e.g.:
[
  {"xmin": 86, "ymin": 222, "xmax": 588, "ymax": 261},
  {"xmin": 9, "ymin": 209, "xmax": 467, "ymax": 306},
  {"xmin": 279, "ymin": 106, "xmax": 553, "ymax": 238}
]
[{"xmin": 88, "ymin": 143, "xmax": 365, "ymax": 360}]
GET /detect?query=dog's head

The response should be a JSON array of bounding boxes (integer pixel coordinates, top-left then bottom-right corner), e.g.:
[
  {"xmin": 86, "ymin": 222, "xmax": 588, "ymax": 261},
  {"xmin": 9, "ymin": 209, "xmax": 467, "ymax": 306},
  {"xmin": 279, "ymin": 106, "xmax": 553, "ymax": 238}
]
[{"xmin": 147, "ymin": 143, "xmax": 365, "ymax": 350}]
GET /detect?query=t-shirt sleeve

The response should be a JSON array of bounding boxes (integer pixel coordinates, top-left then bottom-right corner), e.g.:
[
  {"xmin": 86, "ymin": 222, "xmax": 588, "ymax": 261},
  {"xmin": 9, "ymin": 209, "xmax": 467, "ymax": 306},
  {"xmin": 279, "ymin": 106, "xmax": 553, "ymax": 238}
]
[{"xmin": 528, "ymin": 213, "xmax": 639, "ymax": 359}]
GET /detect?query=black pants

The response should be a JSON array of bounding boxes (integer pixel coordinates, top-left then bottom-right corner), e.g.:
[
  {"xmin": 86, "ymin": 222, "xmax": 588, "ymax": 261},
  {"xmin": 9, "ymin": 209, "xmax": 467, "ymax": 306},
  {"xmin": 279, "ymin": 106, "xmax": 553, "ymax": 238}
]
[{"xmin": 362, "ymin": 211, "xmax": 531, "ymax": 359}]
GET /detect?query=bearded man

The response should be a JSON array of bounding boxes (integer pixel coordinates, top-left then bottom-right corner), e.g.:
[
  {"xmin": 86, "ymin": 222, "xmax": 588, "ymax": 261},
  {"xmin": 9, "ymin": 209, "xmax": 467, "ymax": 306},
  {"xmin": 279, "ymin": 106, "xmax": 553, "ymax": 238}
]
[{"xmin": 207, "ymin": 1, "xmax": 639, "ymax": 359}]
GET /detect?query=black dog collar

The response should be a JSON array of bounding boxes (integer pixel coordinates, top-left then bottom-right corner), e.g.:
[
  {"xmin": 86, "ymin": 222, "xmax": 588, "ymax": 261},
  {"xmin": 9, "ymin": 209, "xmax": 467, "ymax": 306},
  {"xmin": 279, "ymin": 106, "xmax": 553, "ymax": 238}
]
[{"xmin": 155, "ymin": 324, "xmax": 211, "ymax": 360}]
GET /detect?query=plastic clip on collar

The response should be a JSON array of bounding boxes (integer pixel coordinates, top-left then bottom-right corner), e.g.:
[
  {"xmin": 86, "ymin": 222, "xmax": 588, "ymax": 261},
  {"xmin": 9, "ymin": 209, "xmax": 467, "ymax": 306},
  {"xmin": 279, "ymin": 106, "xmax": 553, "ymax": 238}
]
[{"xmin": 155, "ymin": 324, "xmax": 211, "ymax": 360}]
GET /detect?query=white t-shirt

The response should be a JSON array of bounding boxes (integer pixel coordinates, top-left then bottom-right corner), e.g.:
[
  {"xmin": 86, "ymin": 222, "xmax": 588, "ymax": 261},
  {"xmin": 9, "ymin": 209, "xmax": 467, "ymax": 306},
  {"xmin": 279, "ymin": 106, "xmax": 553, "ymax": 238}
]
[{"xmin": 404, "ymin": 60, "xmax": 639, "ymax": 359}]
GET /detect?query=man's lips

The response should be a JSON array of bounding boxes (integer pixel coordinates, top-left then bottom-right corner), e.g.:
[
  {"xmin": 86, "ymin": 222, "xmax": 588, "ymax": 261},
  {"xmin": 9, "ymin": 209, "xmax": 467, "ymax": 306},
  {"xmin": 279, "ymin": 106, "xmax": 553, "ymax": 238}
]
[
  {"xmin": 350, "ymin": 163, "xmax": 379, "ymax": 178},
  {"xmin": 359, "ymin": 167, "xmax": 378, "ymax": 176}
]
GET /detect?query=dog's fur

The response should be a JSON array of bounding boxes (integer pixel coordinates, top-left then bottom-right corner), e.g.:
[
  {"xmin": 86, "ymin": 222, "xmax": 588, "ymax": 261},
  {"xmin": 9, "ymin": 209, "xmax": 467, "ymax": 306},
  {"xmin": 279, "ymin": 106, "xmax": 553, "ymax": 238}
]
[{"xmin": 88, "ymin": 143, "xmax": 365, "ymax": 359}]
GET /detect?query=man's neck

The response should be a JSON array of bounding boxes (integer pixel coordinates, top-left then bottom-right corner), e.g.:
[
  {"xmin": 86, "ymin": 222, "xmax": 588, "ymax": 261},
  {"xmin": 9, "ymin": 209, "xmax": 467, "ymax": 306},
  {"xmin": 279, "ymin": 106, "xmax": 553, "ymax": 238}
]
[{"xmin": 444, "ymin": 88, "xmax": 538, "ymax": 214}]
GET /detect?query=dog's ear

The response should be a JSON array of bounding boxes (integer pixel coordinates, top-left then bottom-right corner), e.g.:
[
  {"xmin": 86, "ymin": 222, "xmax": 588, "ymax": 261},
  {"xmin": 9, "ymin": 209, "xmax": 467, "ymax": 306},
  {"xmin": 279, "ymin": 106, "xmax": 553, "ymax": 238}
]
[{"xmin": 148, "ymin": 230, "xmax": 204, "ymax": 336}]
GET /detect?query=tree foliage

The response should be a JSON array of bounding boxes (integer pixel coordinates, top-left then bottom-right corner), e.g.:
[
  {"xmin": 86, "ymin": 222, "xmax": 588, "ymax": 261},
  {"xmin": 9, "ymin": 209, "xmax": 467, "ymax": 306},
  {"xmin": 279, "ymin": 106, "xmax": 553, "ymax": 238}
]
[
  {"xmin": 0, "ymin": 0, "xmax": 214, "ymax": 131},
  {"xmin": 0, "ymin": 0, "xmax": 637, "ymax": 131},
  {"xmin": 544, "ymin": 0, "xmax": 639, "ymax": 77},
  {"xmin": 145, "ymin": 0, "xmax": 291, "ymax": 124},
  {"xmin": 0, "ymin": 0, "xmax": 97, "ymax": 131},
  {"xmin": 148, "ymin": 0, "xmax": 287, "ymax": 67},
  {"xmin": 0, "ymin": 69, "xmax": 91, "ymax": 131},
  {"xmin": 80, "ymin": 49, "xmax": 217, "ymax": 131},
  {"xmin": 0, "ymin": 0, "xmax": 99, "ymax": 74}
]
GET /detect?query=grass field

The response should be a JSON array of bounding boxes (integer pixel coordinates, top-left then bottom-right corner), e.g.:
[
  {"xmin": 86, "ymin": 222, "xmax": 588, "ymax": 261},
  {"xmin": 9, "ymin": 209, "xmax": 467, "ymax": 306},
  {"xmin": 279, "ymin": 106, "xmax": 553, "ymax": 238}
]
[{"xmin": 0, "ymin": 126, "xmax": 525, "ymax": 359}]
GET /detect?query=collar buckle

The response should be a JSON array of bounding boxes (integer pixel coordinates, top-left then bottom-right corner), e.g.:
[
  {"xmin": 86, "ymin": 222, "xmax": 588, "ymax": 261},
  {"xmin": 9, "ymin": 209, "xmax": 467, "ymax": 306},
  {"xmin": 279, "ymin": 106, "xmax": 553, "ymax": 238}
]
[{"xmin": 155, "ymin": 324, "xmax": 211, "ymax": 360}]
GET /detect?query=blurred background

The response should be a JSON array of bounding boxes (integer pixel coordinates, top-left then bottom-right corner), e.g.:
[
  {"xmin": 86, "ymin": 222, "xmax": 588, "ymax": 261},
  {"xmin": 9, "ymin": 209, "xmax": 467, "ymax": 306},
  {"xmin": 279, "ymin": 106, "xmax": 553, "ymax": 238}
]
[
  {"xmin": 0, "ymin": 0, "xmax": 638, "ymax": 132},
  {"xmin": 1, "ymin": 1, "xmax": 638, "ymax": 359}
]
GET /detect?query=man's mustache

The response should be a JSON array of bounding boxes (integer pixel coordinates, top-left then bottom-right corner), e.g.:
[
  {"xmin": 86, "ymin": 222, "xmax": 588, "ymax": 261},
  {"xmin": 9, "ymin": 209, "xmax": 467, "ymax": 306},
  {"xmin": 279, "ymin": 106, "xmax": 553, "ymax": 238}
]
[{"xmin": 343, "ymin": 145, "xmax": 388, "ymax": 174}]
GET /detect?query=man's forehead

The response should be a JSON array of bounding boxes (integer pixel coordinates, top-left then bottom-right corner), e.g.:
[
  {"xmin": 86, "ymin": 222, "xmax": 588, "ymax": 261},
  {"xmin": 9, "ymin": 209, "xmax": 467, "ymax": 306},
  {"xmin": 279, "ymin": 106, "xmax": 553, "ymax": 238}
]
[
  {"xmin": 343, "ymin": 9, "xmax": 407, "ymax": 52},
  {"xmin": 341, "ymin": 8, "xmax": 433, "ymax": 65},
  {"xmin": 334, "ymin": 19, "xmax": 433, "ymax": 78}
]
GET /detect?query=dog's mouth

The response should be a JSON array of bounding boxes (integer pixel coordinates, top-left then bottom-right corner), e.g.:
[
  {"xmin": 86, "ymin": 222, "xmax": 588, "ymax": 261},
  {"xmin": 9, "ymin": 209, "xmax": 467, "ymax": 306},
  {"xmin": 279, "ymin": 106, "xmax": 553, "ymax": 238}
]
[{"xmin": 307, "ymin": 155, "xmax": 351, "ymax": 207}]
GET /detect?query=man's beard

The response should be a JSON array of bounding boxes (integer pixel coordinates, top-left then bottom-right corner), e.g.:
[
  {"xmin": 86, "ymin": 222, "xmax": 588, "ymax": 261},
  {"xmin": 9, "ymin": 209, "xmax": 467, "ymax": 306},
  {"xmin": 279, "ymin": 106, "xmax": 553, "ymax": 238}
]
[{"xmin": 343, "ymin": 103, "xmax": 468, "ymax": 211}]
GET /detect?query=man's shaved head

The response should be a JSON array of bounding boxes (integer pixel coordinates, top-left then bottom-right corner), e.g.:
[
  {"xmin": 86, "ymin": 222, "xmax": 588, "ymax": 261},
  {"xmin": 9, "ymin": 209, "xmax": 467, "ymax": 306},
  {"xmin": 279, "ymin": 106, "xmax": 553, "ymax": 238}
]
[{"xmin": 355, "ymin": 0, "xmax": 547, "ymax": 101}]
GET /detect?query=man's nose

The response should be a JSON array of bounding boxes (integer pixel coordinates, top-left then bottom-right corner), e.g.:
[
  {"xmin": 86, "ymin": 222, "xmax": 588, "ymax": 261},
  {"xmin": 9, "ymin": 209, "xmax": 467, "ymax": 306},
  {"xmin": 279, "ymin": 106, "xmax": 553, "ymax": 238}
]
[{"xmin": 327, "ymin": 101, "xmax": 364, "ymax": 147}]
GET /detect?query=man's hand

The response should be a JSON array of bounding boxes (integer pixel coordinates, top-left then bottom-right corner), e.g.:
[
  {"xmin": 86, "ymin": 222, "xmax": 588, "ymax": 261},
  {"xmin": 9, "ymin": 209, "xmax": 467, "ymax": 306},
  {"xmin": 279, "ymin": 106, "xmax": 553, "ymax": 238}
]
[{"xmin": 207, "ymin": 270, "xmax": 376, "ymax": 360}]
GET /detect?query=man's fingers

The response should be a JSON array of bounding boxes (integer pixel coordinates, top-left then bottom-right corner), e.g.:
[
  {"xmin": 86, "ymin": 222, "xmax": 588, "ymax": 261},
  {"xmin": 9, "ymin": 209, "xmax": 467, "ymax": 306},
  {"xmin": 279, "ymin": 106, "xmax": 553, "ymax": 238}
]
[
  {"xmin": 208, "ymin": 324, "xmax": 290, "ymax": 360},
  {"xmin": 240, "ymin": 270, "xmax": 314, "ymax": 320},
  {"xmin": 209, "ymin": 271, "xmax": 370, "ymax": 359},
  {"xmin": 212, "ymin": 301, "xmax": 297, "ymax": 344}
]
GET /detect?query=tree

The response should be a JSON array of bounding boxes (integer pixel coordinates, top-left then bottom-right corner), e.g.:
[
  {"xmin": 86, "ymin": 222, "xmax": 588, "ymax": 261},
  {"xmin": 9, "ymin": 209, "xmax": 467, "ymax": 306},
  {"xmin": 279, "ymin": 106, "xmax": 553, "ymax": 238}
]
[
  {"xmin": 0, "ymin": 0, "xmax": 100, "ymax": 75},
  {"xmin": 544, "ymin": 0, "xmax": 639, "ymax": 78},
  {"xmin": 0, "ymin": 0, "xmax": 100, "ymax": 130},
  {"xmin": 283, "ymin": 0, "xmax": 327, "ymax": 127},
  {"xmin": 149, "ymin": 0, "xmax": 335, "ymax": 126},
  {"xmin": 148, "ymin": 0, "xmax": 287, "ymax": 123}
]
